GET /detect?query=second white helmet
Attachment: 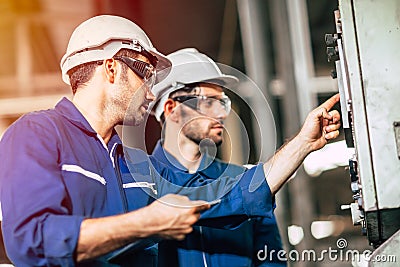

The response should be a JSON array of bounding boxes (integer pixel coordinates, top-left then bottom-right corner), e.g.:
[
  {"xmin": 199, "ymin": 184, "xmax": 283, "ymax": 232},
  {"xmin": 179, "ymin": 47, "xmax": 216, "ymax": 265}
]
[{"xmin": 152, "ymin": 48, "xmax": 238, "ymax": 121}]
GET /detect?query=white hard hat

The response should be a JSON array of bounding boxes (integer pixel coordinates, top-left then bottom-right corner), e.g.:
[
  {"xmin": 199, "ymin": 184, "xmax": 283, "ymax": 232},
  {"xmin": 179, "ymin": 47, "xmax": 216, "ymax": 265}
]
[
  {"xmin": 152, "ymin": 48, "xmax": 238, "ymax": 121},
  {"xmin": 60, "ymin": 15, "xmax": 171, "ymax": 85}
]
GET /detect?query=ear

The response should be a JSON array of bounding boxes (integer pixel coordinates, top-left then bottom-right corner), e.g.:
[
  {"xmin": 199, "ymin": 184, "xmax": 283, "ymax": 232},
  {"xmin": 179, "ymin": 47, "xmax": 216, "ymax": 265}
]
[
  {"xmin": 164, "ymin": 99, "xmax": 179, "ymax": 122},
  {"xmin": 103, "ymin": 58, "xmax": 118, "ymax": 83}
]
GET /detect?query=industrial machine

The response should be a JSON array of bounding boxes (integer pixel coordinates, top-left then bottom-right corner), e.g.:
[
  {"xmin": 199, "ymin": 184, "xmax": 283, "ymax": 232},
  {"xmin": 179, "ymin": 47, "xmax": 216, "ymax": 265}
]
[{"xmin": 326, "ymin": 0, "xmax": 400, "ymax": 251}]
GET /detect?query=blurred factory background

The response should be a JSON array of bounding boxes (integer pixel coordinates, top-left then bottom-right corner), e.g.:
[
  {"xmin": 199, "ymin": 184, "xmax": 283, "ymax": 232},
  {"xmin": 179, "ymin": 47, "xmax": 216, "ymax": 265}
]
[{"xmin": 1, "ymin": 0, "xmax": 390, "ymax": 266}]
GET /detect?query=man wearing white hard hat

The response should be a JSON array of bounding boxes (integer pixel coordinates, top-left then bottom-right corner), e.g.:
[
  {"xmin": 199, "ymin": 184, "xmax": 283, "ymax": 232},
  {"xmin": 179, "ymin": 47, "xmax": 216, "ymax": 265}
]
[
  {"xmin": 151, "ymin": 48, "xmax": 342, "ymax": 266},
  {"xmin": 0, "ymin": 15, "xmax": 297, "ymax": 267},
  {"xmin": 0, "ymin": 15, "xmax": 212, "ymax": 267}
]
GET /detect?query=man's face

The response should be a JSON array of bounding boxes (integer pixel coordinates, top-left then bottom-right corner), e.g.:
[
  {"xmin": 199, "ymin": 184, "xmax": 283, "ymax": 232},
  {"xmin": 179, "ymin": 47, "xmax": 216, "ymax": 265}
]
[
  {"xmin": 115, "ymin": 54, "xmax": 155, "ymax": 126},
  {"xmin": 177, "ymin": 84, "xmax": 229, "ymax": 147}
]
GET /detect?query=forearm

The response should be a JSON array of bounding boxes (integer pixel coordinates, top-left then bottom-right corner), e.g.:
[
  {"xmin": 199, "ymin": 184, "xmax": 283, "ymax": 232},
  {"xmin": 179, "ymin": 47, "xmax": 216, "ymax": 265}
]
[
  {"xmin": 263, "ymin": 134, "xmax": 311, "ymax": 194},
  {"xmin": 76, "ymin": 208, "xmax": 159, "ymax": 261},
  {"xmin": 76, "ymin": 194, "xmax": 205, "ymax": 262},
  {"xmin": 263, "ymin": 94, "xmax": 342, "ymax": 194}
]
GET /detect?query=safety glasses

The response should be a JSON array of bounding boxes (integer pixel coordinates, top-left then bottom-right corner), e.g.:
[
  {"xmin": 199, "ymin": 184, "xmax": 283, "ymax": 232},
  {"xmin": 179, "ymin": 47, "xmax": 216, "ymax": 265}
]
[
  {"xmin": 172, "ymin": 94, "xmax": 231, "ymax": 117},
  {"xmin": 114, "ymin": 56, "xmax": 156, "ymax": 81}
]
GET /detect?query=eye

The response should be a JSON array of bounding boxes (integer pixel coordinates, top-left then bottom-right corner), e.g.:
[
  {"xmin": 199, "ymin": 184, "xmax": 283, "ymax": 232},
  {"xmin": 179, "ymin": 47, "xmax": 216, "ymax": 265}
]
[{"xmin": 204, "ymin": 98, "xmax": 214, "ymax": 107}]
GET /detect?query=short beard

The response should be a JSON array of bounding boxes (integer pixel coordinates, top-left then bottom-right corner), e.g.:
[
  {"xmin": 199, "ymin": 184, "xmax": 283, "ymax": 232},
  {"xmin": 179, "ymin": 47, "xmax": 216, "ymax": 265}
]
[
  {"xmin": 181, "ymin": 109, "xmax": 223, "ymax": 147},
  {"xmin": 116, "ymin": 71, "xmax": 145, "ymax": 126}
]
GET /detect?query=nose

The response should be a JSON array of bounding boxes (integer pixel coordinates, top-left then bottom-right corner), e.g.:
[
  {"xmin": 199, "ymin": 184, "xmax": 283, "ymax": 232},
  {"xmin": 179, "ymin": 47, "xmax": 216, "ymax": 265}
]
[
  {"xmin": 146, "ymin": 88, "xmax": 156, "ymax": 102},
  {"xmin": 215, "ymin": 110, "xmax": 228, "ymax": 121},
  {"xmin": 213, "ymin": 102, "xmax": 228, "ymax": 120}
]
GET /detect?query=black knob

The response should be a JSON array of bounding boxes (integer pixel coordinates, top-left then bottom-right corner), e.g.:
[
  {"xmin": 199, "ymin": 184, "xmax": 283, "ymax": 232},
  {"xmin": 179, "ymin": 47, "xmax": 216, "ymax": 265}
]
[
  {"xmin": 326, "ymin": 47, "xmax": 339, "ymax": 56},
  {"xmin": 331, "ymin": 69, "xmax": 337, "ymax": 79},
  {"xmin": 325, "ymin": 33, "xmax": 338, "ymax": 46},
  {"xmin": 349, "ymin": 159, "xmax": 358, "ymax": 178},
  {"xmin": 326, "ymin": 47, "xmax": 339, "ymax": 62}
]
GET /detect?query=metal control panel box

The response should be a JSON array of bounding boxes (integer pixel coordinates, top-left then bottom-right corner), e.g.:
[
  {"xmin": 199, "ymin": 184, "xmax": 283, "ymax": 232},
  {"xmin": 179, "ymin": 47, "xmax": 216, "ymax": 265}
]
[{"xmin": 329, "ymin": 0, "xmax": 400, "ymax": 247}]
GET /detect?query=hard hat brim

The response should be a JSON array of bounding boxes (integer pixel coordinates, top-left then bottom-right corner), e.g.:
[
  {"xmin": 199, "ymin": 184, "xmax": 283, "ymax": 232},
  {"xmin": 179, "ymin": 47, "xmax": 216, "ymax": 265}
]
[{"xmin": 149, "ymin": 49, "xmax": 172, "ymax": 84}]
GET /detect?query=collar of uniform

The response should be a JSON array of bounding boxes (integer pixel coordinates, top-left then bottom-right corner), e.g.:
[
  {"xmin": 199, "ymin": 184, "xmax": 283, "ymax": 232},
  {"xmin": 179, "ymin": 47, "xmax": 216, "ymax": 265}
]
[
  {"xmin": 197, "ymin": 151, "xmax": 223, "ymax": 177},
  {"xmin": 55, "ymin": 97, "xmax": 98, "ymax": 135},
  {"xmin": 109, "ymin": 130, "xmax": 122, "ymax": 151},
  {"xmin": 152, "ymin": 140, "xmax": 188, "ymax": 172},
  {"xmin": 198, "ymin": 148, "xmax": 246, "ymax": 178},
  {"xmin": 152, "ymin": 140, "xmax": 221, "ymax": 177},
  {"xmin": 55, "ymin": 98, "xmax": 122, "ymax": 152}
]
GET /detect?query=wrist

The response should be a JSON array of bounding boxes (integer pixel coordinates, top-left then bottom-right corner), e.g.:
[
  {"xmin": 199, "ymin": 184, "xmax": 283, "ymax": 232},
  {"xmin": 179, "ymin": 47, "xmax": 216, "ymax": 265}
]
[
  {"xmin": 293, "ymin": 133, "xmax": 314, "ymax": 157},
  {"xmin": 125, "ymin": 207, "xmax": 160, "ymax": 239}
]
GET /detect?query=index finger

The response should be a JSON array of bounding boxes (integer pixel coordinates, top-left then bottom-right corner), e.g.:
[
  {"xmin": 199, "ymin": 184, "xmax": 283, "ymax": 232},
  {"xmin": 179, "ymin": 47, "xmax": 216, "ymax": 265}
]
[{"xmin": 319, "ymin": 93, "xmax": 340, "ymax": 111}]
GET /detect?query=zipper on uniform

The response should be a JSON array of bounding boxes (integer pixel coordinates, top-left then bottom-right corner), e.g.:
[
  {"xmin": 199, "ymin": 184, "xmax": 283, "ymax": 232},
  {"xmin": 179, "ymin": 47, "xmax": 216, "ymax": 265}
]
[{"xmin": 114, "ymin": 144, "xmax": 128, "ymax": 213}]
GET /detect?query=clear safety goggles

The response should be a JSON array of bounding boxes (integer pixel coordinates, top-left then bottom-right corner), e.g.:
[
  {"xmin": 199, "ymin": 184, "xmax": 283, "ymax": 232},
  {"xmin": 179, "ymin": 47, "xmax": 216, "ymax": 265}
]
[{"xmin": 171, "ymin": 93, "xmax": 231, "ymax": 117}]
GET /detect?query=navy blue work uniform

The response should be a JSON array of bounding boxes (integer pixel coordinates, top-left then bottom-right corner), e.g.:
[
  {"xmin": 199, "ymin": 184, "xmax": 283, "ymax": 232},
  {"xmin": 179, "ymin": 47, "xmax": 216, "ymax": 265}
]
[
  {"xmin": 0, "ymin": 98, "xmax": 274, "ymax": 267},
  {"xmin": 151, "ymin": 141, "xmax": 286, "ymax": 266}
]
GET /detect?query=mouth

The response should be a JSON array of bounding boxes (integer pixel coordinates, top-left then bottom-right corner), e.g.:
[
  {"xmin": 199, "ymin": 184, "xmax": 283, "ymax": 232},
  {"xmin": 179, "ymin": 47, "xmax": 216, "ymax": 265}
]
[
  {"xmin": 211, "ymin": 123, "xmax": 224, "ymax": 129},
  {"xmin": 141, "ymin": 104, "xmax": 149, "ymax": 111}
]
